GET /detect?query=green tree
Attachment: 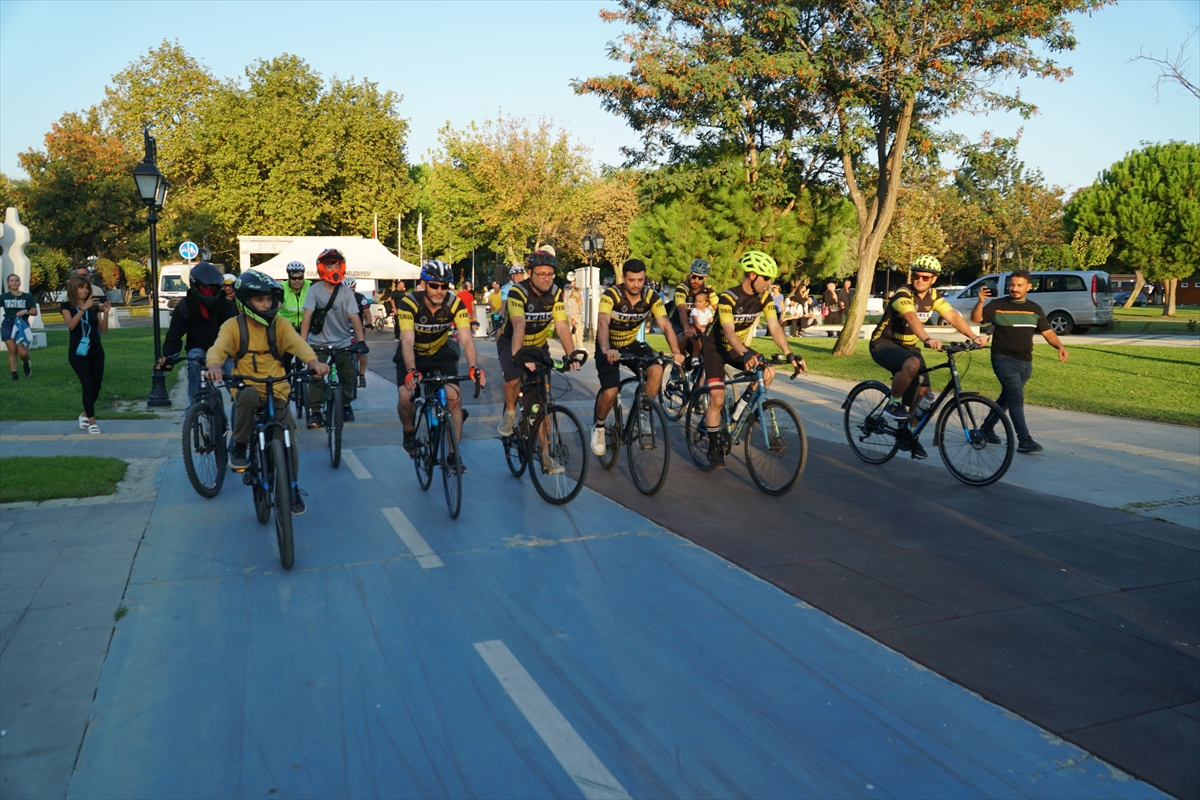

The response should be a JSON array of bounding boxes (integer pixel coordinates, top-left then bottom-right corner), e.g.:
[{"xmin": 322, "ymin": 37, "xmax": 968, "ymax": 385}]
[
  {"xmin": 1067, "ymin": 142, "xmax": 1200, "ymax": 315},
  {"xmin": 26, "ymin": 244, "xmax": 71, "ymax": 297},
  {"xmin": 117, "ymin": 258, "xmax": 147, "ymax": 303},
  {"xmin": 579, "ymin": 0, "xmax": 1107, "ymax": 354}
]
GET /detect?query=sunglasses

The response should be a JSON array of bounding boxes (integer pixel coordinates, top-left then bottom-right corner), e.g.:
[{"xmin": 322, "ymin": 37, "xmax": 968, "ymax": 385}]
[
  {"xmin": 426, "ymin": 281, "xmax": 450, "ymax": 290},
  {"xmin": 288, "ymin": 275, "xmax": 305, "ymax": 280},
  {"xmin": 912, "ymin": 273, "xmax": 935, "ymax": 280}
]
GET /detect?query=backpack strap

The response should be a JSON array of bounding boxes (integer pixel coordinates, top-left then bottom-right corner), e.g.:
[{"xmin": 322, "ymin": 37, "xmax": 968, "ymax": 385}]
[{"xmin": 234, "ymin": 314, "xmax": 281, "ymax": 361}]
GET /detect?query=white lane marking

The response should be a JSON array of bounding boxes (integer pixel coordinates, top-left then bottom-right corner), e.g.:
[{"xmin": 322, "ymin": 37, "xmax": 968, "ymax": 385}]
[
  {"xmin": 342, "ymin": 449, "xmax": 373, "ymax": 479},
  {"xmin": 381, "ymin": 507, "xmax": 444, "ymax": 568},
  {"xmin": 474, "ymin": 640, "xmax": 632, "ymax": 800}
]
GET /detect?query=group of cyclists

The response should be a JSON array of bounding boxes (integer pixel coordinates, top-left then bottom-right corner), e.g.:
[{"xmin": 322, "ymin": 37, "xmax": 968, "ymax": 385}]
[{"xmin": 162, "ymin": 236, "xmax": 1001, "ymax": 516}]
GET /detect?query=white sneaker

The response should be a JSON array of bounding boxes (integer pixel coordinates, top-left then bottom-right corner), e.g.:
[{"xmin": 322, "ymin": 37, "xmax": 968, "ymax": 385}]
[
  {"xmin": 590, "ymin": 425, "xmax": 607, "ymax": 456},
  {"xmin": 498, "ymin": 409, "xmax": 517, "ymax": 437},
  {"xmin": 543, "ymin": 454, "xmax": 566, "ymax": 475}
]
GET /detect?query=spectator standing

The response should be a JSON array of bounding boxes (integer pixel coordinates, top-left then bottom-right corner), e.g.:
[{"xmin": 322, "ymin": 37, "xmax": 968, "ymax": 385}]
[
  {"xmin": 488, "ymin": 280, "xmax": 503, "ymax": 335},
  {"xmin": 60, "ymin": 274, "xmax": 109, "ymax": 434},
  {"xmin": 157, "ymin": 261, "xmax": 237, "ymax": 403},
  {"xmin": 2, "ymin": 273, "xmax": 38, "ymax": 380},
  {"xmin": 821, "ymin": 280, "xmax": 841, "ymax": 336},
  {"xmin": 972, "ymin": 269, "xmax": 1068, "ymax": 454},
  {"xmin": 838, "ymin": 278, "xmax": 852, "ymax": 318},
  {"xmin": 457, "ymin": 281, "xmax": 479, "ymax": 336},
  {"xmin": 565, "ymin": 282, "xmax": 583, "ymax": 337}
]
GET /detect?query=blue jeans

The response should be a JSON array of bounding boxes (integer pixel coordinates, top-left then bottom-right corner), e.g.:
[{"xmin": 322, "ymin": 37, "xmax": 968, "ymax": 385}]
[
  {"xmin": 186, "ymin": 347, "xmax": 232, "ymax": 404},
  {"xmin": 985, "ymin": 353, "xmax": 1034, "ymax": 440}
]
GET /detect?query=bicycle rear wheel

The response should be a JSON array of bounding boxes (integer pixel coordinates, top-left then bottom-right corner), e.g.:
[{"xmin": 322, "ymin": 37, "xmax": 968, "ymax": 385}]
[
  {"xmin": 936, "ymin": 395, "xmax": 1015, "ymax": 486},
  {"xmin": 182, "ymin": 400, "xmax": 226, "ymax": 498},
  {"xmin": 414, "ymin": 411, "xmax": 435, "ymax": 490},
  {"xmin": 269, "ymin": 439, "xmax": 294, "ymax": 569},
  {"xmin": 745, "ymin": 399, "xmax": 807, "ymax": 496},
  {"xmin": 529, "ymin": 406, "xmax": 588, "ymax": 505},
  {"xmin": 327, "ymin": 384, "xmax": 343, "ymax": 468},
  {"xmin": 627, "ymin": 397, "xmax": 671, "ymax": 495},
  {"xmin": 843, "ymin": 381, "xmax": 901, "ymax": 465},
  {"xmin": 683, "ymin": 387, "xmax": 721, "ymax": 470},
  {"xmin": 660, "ymin": 361, "xmax": 688, "ymax": 421},
  {"xmin": 441, "ymin": 411, "xmax": 463, "ymax": 519}
]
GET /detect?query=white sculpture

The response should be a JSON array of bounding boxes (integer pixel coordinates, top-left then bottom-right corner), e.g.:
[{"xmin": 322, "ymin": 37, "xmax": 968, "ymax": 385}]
[{"xmin": 0, "ymin": 207, "xmax": 31, "ymax": 292}]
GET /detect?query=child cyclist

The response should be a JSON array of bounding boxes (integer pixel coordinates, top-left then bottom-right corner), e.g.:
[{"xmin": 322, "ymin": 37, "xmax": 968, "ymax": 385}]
[{"xmin": 205, "ymin": 270, "xmax": 330, "ymax": 514}]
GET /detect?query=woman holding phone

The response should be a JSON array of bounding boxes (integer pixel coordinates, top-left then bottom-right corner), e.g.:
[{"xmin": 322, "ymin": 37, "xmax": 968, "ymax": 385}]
[{"xmin": 60, "ymin": 274, "xmax": 109, "ymax": 434}]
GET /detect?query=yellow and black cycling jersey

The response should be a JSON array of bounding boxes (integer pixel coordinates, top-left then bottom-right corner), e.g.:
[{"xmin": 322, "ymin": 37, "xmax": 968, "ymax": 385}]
[
  {"xmin": 502, "ymin": 280, "xmax": 567, "ymax": 348},
  {"xmin": 397, "ymin": 291, "xmax": 472, "ymax": 358},
  {"xmin": 598, "ymin": 285, "xmax": 668, "ymax": 349},
  {"xmin": 706, "ymin": 284, "xmax": 777, "ymax": 352},
  {"xmin": 870, "ymin": 286, "xmax": 955, "ymax": 347},
  {"xmin": 674, "ymin": 282, "xmax": 719, "ymax": 318}
]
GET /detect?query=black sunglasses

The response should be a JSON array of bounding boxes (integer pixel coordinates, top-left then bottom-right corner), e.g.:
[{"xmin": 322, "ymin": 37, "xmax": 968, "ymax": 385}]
[{"xmin": 426, "ymin": 281, "xmax": 450, "ymax": 290}]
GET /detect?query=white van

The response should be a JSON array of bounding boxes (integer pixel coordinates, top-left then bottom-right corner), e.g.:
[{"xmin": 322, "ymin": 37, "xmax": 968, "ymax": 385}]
[
  {"xmin": 943, "ymin": 270, "xmax": 1114, "ymax": 335},
  {"xmin": 158, "ymin": 263, "xmax": 191, "ymax": 311}
]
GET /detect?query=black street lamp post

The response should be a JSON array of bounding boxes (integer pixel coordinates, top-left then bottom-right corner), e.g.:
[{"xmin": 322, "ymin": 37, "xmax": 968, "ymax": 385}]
[
  {"xmin": 580, "ymin": 217, "xmax": 605, "ymax": 342},
  {"xmin": 132, "ymin": 127, "xmax": 171, "ymax": 408}
]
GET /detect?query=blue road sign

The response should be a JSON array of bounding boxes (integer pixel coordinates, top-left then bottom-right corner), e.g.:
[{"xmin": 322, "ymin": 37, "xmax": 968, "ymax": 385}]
[{"xmin": 179, "ymin": 241, "xmax": 199, "ymax": 260}]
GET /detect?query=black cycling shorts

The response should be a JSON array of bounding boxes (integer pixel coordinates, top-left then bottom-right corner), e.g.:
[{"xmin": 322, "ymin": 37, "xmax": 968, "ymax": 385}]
[
  {"xmin": 869, "ymin": 338, "xmax": 929, "ymax": 403},
  {"xmin": 395, "ymin": 348, "xmax": 459, "ymax": 387},
  {"xmin": 700, "ymin": 335, "xmax": 751, "ymax": 387},
  {"xmin": 497, "ymin": 337, "xmax": 550, "ymax": 383},
  {"xmin": 595, "ymin": 340, "xmax": 657, "ymax": 391}
]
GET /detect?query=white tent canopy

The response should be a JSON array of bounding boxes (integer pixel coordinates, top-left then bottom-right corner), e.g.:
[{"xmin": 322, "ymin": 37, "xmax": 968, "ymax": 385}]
[{"xmin": 257, "ymin": 236, "xmax": 421, "ymax": 283}]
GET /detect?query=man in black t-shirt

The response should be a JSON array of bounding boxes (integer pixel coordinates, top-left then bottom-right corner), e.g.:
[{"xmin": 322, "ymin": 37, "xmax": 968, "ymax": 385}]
[
  {"xmin": 388, "ymin": 281, "xmax": 407, "ymax": 341},
  {"xmin": 972, "ymin": 269, "xmax": 1069, "ymax": 454}
]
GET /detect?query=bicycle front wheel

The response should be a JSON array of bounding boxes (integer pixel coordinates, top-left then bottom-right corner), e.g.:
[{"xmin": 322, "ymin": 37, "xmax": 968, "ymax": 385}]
[
  {"xmin": 269, "ymin": 439, "xmax": 294, "ymax": 569},
  {"xmin": 530, "ymin": 406, "xmax": 588, "ymax": 505},
  {"xmin": 627, "ymin": 397, "xmax": 671, "ymax": 495},
  {"xmin": 182, "ymin": 400, "xmax": 226, "ymax": 498},
  {"xmin": 414, "ymin": 411, "xmax": 435, "ymax": 490},
  {"xmin": 327, "ymin": 385, "xmax": 343, "ymax": 468},
  {"xmin": 441, "ymin": 411, "xmax": 463, "ymax": 519},
  {"xmin": 251, "ymin": 445, "xmax": 271, "ymax": 525},
  {"xmin": 745, "ymin": 399, "xmax": 807, "ymax": 496},
  {"xmin": 936, "ymin": 395, "xmax": 1015, "ymax": 486},
  {"xmin": 660, "ymin": 361, "xmax": 688, "ymax": 421},
  {"xmin": 843, "ymin": 381, "xmax": 901, "ymax": 465}
]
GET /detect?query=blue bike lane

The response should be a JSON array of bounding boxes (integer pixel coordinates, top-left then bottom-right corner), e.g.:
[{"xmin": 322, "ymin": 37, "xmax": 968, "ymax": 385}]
[{"xmin": 69, "ymin": 440, "xmax": 1163, "ymax": 799}]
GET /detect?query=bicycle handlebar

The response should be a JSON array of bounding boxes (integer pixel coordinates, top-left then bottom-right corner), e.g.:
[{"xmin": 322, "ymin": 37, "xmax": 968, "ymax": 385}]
[
  {"xmin": 225, "ymin": 369, "xmax": 315, "ymax": 390},
  {"xmin": 418, "ymin": 371, "xmax": 484, "ymax": 399},
  {"xmin": 938, "ymin": 341, "xmax": 986, "ymax": 355}
]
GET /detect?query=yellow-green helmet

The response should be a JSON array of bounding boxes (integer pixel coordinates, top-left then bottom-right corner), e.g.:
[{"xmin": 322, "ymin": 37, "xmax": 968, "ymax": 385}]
[
  {"xmin": 910, "ymin": 254, "xmax": 942, "ymax": 275},
  {"xmin": 739, "ymin": 250, "xmax": 779, "ymax": 280}
]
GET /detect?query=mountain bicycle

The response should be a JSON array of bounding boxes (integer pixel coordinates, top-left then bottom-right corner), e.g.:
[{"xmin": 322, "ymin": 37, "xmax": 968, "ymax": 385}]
[
  {"xmin": 596, "ymin": 352, "xmax": 674, "ymax": 495},
  {"xmin": 410, "ymin": 371, "xmax": 483, "ymax": 519},
  {"xmin": 167, "ymin": 354, "xmax": 229, "ymax": 498},
  {"xmin": 842, "ymin": 341, "xmax": 1015, "ymax": 486},
  {"xmin": 227, "ymin": 370, "xmax": 311, "ymax": 570},
  {"xmin": 683, "ymin": 354, "xmax": 808, "ymax": 495},
  {"xmin": 288, "ymin": 359, "xmax": 309, "ymax": 427},
  {"xmin": 501, "ymin": 349, "xmax": 590, "ymax": 505},
  {"xmin": 311, "ymin": 344, "xmax": 361, "ymax": 468},
  {"xmin": 659, "ymin": 354, "xmax": 704, "ymax": 421}
]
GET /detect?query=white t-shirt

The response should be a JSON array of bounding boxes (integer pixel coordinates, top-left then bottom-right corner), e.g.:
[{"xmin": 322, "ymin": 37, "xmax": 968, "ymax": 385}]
[{"xmin": 690, "ymin": 307, "xmax": 714, "ymax": 329}]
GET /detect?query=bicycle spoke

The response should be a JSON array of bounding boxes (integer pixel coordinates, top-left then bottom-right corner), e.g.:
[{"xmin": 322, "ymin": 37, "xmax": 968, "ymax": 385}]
[{"xmin": 745, "ymin": 400, "xmax": 806, "ymax": 495}]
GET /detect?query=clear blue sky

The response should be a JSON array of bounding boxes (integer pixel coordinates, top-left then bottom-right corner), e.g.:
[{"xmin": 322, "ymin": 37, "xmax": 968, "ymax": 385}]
[{"xmin": 1, "ymin": 0, "xmax": 1196, "ymax": 194}]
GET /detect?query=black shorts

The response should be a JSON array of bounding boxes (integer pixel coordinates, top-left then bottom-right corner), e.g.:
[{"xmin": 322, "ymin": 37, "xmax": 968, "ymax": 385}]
[
  {"xmin": 869, "ymin": 338, "xmax": 929, "ymax": 402},
  {"xmin": 595, "ymin": 340, "xmax": 657, "ymax": 391},
  {"xmin": 395, "ymin": 348, "xmax": 459, "ymax": 386},
  {"xmin": 497, "ymin": 337, "xmax": 549, "ymax": 383},
  {"xmin": 700, "ymin": 335, "xmax": 750, "ymax": 387}
]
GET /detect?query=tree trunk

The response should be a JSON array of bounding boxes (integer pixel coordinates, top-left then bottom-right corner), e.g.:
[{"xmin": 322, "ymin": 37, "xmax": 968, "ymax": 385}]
[
  {"xmin": 1123, "ymin": 268, "xmax": 1146, "ymax": 309},
  {"xmin": 1163, "ymin": 277, "xmax": 1178, "ymax": 317}
]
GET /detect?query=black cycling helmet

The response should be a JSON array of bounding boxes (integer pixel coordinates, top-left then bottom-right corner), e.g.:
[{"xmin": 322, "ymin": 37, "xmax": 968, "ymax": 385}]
[
  {"xmin": 526, "ymin": 250, "xmax": 557, "ymax": 269},
  {"xmin": 233, "ymin": 269, "xmax": 284, "ymax": 327},
  {"xmin": 189, "ymin": 261, "xmax": 225, "ymax": 307},
  {"xmin": 689, "ymin": 258, "xmax": 711, "ymax": 277},
  {"xmin": 420, "ymin": 259, "xmax": 453, "ymax": 284}
]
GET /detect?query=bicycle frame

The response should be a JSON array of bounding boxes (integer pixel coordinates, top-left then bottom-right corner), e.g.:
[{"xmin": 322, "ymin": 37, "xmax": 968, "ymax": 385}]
[{"xmin": 713, "ymin": 356, "xmax": 801, "ymax": 450}]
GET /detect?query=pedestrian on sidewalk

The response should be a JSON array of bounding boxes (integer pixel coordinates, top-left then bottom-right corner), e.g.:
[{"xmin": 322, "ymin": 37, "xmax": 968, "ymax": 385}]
[
  {"xmin": 60, "ymin": 274, "xmax": 109, "ymax": 434},
  {"xmin": 2, "ymin": 273, "xmax": 37, "ymax": 380},
  {"xmin": 156, "ymin": 261, "xmax": 237, "ymax": 403},
  {"xmin": 972, "ymin": 269, "xmax": 1069, "ymax": 454}
]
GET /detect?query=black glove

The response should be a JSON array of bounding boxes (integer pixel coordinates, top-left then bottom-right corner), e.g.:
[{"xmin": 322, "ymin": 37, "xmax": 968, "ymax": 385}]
[{"xmin": 354, "ymin": 341, "xmax": 370, "ymax": 355}]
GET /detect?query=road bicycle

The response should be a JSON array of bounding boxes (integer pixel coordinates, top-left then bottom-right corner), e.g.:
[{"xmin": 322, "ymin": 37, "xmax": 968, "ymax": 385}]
[
  {"xmin": 596, "ymin": 352, "xmax": 674, "ymax": 495},
  {"xmin": 659, "ymin": 353, "xmax": 705, "ymax": 421},
  {"xmin": 311, "ymin": 344, "xmax": 360, "ymax": 469},
  {"xmin": 842, "ymin": 341, "xmax": 1015, "ymax": 486},
  {"xmin": 288, "ymin": 358, "xmax": 309, "ymax": 427},
  {"xmin": 227, "ymin": 370, "xmax": 311, "ymax": 570},
  {"xmin": 501, "ymin": 349, "xmax": 590, "ymax": 505},
  {"xmin": 410, "ymin": 371, "xmax": 483, "ymax": 519},
  {"xmin": 683, "ymin": 354, "xmax": 808, "ymax": 495},
  {"xmin": 168, "ymin": 354, "xmax": 229, "ymax": 498}
]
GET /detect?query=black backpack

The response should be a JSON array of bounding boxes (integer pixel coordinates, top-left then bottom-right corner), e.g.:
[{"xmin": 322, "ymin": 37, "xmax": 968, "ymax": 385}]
[{"xmin": 234, "ymin": 314, "xmax": 281, "ymax": 372}]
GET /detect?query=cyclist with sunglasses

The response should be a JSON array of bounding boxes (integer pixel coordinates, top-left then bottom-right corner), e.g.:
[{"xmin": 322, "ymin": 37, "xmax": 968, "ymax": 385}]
[
  {"xmin": 673, "ymin": 258, "xmax": 718, "ymax": 350},
  {"xmin": 869, "ymin": 254, "xmax": 988, "ymax": 460},
  {"xmin": 396, "ymin": 260, "xmax": 485, "ymax": 457}
]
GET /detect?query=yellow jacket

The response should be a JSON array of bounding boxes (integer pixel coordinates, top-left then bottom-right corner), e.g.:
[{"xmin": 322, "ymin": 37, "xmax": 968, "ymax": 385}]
[{"xmin": 207, "ymin": 315, "xmax": 317, "ymax": 401}]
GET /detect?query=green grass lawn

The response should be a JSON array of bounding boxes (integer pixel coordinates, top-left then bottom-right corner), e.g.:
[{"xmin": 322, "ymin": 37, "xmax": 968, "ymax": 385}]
[
  {"xmin": 647, "ymin": 333, "xmax": 1200, "ymax": 427},
  {"xmin": 0, "ymin": 328, "xmax": 180, "ymax": 421},
  {"xmin": 1111, "ymin": 305, "xmax": 1200, "ymax": 333},
  {"xmin": 0, "ymin": 456, "xmax": 127, "ymax": 503}
]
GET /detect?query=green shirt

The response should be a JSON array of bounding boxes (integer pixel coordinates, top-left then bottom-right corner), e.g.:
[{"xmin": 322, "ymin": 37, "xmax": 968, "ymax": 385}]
[{"xmin": 1, "ymin": 291, "xmax": 36, "ymax": 322}]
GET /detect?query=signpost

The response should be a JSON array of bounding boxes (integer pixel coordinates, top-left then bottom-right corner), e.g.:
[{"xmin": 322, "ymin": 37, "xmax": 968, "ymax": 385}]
[{"xmin": 179, "ymin": 241, "xmax": 198, "ymax": 261}]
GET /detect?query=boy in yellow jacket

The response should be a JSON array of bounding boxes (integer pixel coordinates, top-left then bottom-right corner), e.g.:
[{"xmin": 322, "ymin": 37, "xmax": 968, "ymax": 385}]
[{"xmin": 206, "ymin": 270, "xmax": 329, "ymax": 513}]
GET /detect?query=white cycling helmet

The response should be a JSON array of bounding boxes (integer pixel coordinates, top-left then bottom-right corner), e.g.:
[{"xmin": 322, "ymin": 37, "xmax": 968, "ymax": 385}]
[
  {"xmin": 510, "ymin": 264, "xmax": 527, "ymax": 275},
  {"xmin": 343, "ymin": 277, "xmax": 357, "ymax": 289}
]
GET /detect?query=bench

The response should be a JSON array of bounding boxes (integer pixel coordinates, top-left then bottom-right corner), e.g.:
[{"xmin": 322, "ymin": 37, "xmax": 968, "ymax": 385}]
[{"xmin": 797, "ymin": 323, "xmax": 981, "ymax": 341}]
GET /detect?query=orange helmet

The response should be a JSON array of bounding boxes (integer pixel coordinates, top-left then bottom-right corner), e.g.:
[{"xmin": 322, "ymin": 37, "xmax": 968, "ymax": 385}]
[{"xmin": 316, "ymin": 248, "xmax": 346, "ymax": 283}]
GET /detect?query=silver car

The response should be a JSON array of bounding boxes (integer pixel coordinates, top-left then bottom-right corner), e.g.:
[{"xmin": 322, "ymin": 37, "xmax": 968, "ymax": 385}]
[{"xmin": 942, "ymin": 270, "xmax": 1114, "ymax": 335}]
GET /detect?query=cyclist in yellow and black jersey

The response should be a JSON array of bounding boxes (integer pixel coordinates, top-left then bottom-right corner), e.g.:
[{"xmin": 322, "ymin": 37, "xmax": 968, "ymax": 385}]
[
  {"xmin": 496, "ymin": 249, "xmax": 579, "ymax": 437},
  {"xmin": 672, "ymin": 258, "xmax": 719, "ymax": 349},
  {"xmin": 396, "ymin": 260, "xmax": 485, "ymax": 456},
  {"xmin": 699, "ymin": 251, "xmax": 805, "ymax": 468},
  {"xmin": 869, "ymin": 255, "xmax": 987, "ymax": 460},
  {"xmin": 590, "ymin": 259, "xmax": 685, "ymax": 457}
]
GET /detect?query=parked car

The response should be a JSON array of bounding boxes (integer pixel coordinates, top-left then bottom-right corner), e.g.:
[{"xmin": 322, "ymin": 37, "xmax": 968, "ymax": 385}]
[
  {"xmin": 942, "ymin": 270, "xmax": 1114, "ymax": 335},
  {"xmin": 1113, "ymin": 290, "xmax": 1149, "ymax": 307}
]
